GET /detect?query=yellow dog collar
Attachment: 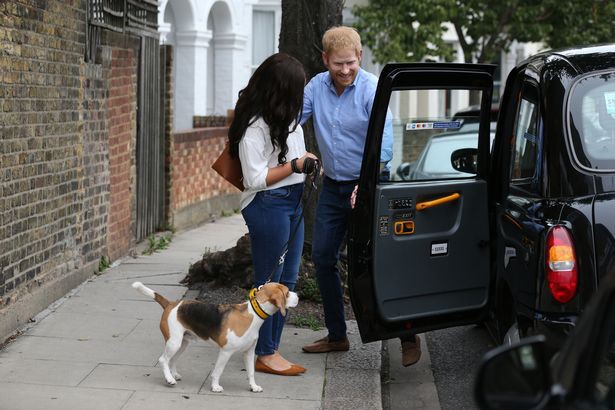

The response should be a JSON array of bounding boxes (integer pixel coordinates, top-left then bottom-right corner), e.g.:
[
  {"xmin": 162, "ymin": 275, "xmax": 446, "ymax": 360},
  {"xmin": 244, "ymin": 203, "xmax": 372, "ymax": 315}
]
[{"xmin": 249, "ymin": 288, "xmax": 269, "ymax": 320}]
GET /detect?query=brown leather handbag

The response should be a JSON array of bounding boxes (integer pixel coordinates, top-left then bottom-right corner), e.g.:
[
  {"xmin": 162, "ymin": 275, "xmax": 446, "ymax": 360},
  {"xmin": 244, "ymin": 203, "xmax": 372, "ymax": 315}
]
[{"xmin": 211, "ymin": 142, "xmax": 244, "ymax": 191}]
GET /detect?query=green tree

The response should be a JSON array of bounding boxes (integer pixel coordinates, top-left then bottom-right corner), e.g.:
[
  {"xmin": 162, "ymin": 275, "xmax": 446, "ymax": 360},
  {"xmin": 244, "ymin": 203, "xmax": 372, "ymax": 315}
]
[
  {"xmin": 541, "ymin": 0, "xmax": 615, "ymax": 50},
  {"xmin": 353, "ymin": 0, "xmax": 615, "ymax": 65}
]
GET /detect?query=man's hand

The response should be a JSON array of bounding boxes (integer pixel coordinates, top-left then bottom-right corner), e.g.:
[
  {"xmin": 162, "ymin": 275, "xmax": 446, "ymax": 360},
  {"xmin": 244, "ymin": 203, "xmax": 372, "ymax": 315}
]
[{"xmin": 350, "ymin": 184, "xmax": 358, "ymax": 209}]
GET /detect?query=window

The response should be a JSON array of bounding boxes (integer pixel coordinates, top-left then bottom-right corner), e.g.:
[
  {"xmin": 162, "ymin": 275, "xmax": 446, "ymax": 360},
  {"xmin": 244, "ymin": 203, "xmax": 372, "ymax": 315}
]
[
  {"xmin": 568, "ymin": 71, "xmax": 615, "ymax": 172},
  {"xmin": 252, "ymin": 10, "xmax": 275, "ymax": 72},
  {"xmin": 510, "ymin": 83, "xmax": 540, "ymax": 184},
  {"xmin": 385, "ymin": 89, "xmax": 489, "ymax": 182}
]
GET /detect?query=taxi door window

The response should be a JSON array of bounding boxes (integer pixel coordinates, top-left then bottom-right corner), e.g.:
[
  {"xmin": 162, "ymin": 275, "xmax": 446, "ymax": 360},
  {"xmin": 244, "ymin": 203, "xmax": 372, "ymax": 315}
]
[
  {"xmin": 386, "ymin": 89, "xmax": 483, "ymax": 182},
  {"xmin": 510, "ymin": 83, "xmax": 541, "ymax": 191}
]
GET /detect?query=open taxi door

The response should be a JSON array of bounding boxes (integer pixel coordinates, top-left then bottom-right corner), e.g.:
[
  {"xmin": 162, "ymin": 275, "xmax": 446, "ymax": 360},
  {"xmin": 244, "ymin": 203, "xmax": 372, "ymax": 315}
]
[{"xmin": 348, "ymin": 63, "xmax": 496, "ymax": 343}]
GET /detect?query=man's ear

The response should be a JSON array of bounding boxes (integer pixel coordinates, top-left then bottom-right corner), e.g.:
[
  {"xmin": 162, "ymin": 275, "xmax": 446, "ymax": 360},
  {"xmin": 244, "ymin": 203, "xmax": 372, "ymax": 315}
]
[
  {"xmin": 357, "ymin": 49, "xmax": 363, "ymax": 64},
  {"xmin": 322, "ymin": 51, "xmax": 329, "ymax": 68}
]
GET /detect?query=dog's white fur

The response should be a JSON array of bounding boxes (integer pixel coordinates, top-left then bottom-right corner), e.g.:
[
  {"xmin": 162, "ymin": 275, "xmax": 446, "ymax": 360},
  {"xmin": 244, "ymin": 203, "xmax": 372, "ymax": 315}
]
[{"xmin": 132, "ymin": 281, "xmax": 298, "ymax": 392}]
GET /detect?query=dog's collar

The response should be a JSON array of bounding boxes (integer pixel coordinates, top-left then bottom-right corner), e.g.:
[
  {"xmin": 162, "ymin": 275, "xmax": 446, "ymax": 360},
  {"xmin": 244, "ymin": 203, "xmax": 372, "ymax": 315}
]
[{"xmin": 249, "ymin": 288, "xmax": 270, "ymax": 320}]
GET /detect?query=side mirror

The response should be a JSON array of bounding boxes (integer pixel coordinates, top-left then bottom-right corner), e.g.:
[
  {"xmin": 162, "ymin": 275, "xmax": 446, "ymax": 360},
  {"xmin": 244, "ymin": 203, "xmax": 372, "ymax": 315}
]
[
  {"xmin": 475, "ymin": 336, "xmax": 551, "ymax": 410},
  {"xmin": 395, "ymin": 162, "xmax": 415, "ymax": 181},
  {"xmin": 451, "ymin": 148, "xmax": 478, "ymax": 174}
]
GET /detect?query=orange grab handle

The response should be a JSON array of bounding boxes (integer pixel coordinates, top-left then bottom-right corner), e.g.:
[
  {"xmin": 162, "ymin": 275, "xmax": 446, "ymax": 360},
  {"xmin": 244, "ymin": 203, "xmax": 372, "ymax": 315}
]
[{"xmin": 416, "ymin": 193, "xmax": 460, "ymax": 211}]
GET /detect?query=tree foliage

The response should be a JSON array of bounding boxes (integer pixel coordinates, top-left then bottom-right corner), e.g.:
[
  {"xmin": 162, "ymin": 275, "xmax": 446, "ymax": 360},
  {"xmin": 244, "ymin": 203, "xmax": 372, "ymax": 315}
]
[
  {"xmin": 541, "ymin": 0, "xmax": 615, "ymax": 50},
  {"xmin": 353, "ymin": 0, "xmax": 615, "ymax": 65}
]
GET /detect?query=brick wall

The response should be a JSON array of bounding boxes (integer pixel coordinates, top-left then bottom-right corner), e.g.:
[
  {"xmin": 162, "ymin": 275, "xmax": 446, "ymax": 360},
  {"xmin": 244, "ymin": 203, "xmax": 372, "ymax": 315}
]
[
  {"xmin": 162, "ymin": 44, "xmax": 174, "ymax": 227},
  {"xmin": 0, "ymin": 0, "xmax": 140, "ymax": 340},
  {"xmin": 169, "ymin": 128, "xmax": 240, "ymax": 229},
  {"xmin": 0, "ymin": 0, "xmax": 94, "ymax": 309},
  {"xmin": 0, "ymin": 0, "xmax": 236, "ymax": 341},
  {"xmin": 106, "ymin": 46, "xmax": 137, "ymax": 261}
]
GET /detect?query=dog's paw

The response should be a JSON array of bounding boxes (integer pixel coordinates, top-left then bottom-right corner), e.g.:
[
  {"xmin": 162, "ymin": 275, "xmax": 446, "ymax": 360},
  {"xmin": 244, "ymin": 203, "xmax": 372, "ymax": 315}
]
[
  {"xmin": 166, "ymin": 378, "xmax": 177, "ymax": 386},
  {"xmin": 172, "ymin": 371, "xmax": 182, "ymax": 381},
  {"xmin": 211, "ymin": 384, "xmax": 224, "ymax": 393},
  {"xmin": 250, "ymin": 384, "xmax": 263, "ymax": 393}
]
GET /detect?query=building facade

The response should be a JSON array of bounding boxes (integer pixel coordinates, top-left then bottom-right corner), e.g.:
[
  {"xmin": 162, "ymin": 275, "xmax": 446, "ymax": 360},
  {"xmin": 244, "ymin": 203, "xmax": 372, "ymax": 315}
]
[{"xmin": 158, "ymin": 0, "xmax": 281, "ymax": 132}]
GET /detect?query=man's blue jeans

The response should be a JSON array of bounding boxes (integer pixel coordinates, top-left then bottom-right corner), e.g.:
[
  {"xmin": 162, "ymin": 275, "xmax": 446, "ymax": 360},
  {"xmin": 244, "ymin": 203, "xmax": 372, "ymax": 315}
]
[
  {"xmin": 311, "ymin": 177, "xmax": 355, "ymax": 341},
  {"xmin": 241, "ymin": 183, "xmax": 304, "ymax": 356}
]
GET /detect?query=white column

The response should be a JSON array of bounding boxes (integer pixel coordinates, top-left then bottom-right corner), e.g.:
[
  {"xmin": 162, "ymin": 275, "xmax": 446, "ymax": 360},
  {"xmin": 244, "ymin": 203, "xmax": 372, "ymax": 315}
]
[
  {"xmin": 159, "ymin": 22, "xmax": 172, "ymax": 45},
  {"xmin": 213, "ymin": 33, "xmax": 248, "ymax": 115},
  {"xmin": 174, "ymin": 29, "xmax": 212, "ymax": 131}
]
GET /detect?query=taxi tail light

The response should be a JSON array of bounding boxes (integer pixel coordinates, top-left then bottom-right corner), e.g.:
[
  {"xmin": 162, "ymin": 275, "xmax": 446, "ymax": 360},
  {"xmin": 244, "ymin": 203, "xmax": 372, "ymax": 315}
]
[{"xmin": 545, "ymin": 226, "xmax": 578, "ymax": 303}]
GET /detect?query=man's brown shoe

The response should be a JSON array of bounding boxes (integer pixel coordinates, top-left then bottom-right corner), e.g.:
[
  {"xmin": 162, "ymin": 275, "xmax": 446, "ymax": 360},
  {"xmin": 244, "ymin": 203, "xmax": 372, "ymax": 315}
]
[
  {"xmin": 401, "ymin": 336, "xmax": 421, "ymax": 367},
  {"xmin": 302, "ymin": 336, "xmax": 350, "ymax": 353}
]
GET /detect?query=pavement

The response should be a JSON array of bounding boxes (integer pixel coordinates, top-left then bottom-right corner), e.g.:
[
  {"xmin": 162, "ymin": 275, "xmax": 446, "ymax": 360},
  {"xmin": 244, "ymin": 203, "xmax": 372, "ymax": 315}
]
[{"xmin": 0, "ymin": 214, "xmax": 440, "ymax": 410}]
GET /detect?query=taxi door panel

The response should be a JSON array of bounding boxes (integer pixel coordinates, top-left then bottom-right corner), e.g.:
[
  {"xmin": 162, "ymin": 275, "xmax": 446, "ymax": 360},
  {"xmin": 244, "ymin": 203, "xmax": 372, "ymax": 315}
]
[
  {"xmin": 348, "ymin": 63, "xmax": 495, "ymax": 342},
  {"xmin": 373, "ymin": 180, "xmax": 489, "ymax": 322}
]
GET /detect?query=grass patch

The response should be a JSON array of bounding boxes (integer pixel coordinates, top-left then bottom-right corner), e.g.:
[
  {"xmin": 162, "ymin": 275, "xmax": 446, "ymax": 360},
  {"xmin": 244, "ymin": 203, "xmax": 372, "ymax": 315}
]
[
  {"xmin": 296, "ymin": 275, "xmax": 322, "ymax": 303},
  {"xmin": 98, "ymin": 256, "xmax": 111, "ymax": 273},
  {"xmin": 143, "ymin": 233, "xmax": 173, "ymax": 255},
  {"xmin": 291, "ymin": 314, "xmax": 322, "ymax": 331}
]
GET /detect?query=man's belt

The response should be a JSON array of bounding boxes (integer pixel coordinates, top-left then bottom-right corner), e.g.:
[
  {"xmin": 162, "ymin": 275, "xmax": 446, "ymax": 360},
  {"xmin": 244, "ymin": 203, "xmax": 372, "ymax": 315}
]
[{"xmin": 324, "ymin": 176, "xmax": 359, "ymax": 185}]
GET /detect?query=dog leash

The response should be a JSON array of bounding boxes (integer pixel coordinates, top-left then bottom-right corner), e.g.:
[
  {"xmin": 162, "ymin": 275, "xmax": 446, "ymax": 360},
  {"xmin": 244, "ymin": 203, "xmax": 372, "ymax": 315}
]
[{"xmin": 249, "ymin": 161, "xmax": 321, "ymax": 318}]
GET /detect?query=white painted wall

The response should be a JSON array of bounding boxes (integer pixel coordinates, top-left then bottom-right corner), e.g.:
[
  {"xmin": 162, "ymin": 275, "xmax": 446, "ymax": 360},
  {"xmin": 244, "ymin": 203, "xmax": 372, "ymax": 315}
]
[{"xmin": 158, "ymin": 0, "xmax": 281, "ymax": 132}]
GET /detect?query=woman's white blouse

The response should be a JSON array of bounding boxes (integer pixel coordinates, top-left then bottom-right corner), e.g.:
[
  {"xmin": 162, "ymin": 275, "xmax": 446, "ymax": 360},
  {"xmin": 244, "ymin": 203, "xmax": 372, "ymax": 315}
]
[{"xmin": 238, "ymin": 117, "xmax": 306, "ymax": 210}]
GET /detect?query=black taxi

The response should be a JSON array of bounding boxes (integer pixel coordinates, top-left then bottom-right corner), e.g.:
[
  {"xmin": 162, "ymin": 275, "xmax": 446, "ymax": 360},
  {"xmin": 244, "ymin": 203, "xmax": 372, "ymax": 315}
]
[{"xmin": 348, "ymin": 44, "xmax": 615, "ymax": 353}]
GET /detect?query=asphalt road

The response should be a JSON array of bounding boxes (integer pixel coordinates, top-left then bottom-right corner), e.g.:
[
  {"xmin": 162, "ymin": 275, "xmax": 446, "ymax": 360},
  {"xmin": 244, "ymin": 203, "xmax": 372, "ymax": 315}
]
[{"xmin": 426, "ymin": 325, "xmax": 496, "ymax": 409}]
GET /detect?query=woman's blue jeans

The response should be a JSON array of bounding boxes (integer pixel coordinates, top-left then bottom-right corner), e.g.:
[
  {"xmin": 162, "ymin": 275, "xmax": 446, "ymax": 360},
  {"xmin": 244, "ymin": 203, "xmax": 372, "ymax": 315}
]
[
  {"xmin": 311, "ymin": 177, "xmax": 355, "ymax": 341},
  {"xmin": 241, "ymin": 183, "xmax": 304, "ymax": 356}
]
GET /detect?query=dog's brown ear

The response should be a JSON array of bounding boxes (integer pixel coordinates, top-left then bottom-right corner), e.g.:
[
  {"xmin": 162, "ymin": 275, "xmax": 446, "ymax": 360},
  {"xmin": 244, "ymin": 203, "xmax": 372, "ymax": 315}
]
[{"xmin": 272, "ymin": 288, "xmax": 286, "ymax": 317}]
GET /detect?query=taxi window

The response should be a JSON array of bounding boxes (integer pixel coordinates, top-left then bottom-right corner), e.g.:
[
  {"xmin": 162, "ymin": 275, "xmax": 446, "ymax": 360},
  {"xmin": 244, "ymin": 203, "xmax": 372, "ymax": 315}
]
[
  {"xmin": 384, "ymin": 89, "xmax": 484, "ymax": 182},
  {"xmin": 568, "ymin": 71, "xmax": 615, "ymax": 172},
  {"xmin": 510, "ymin": 83, "xmax": 540, "ymax": 183}
]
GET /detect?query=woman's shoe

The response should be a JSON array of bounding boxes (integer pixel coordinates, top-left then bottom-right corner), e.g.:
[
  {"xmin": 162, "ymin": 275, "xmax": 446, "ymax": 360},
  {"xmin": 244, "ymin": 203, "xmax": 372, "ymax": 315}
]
[
  {"xmin": 291, "ymin": 363, "xmax": 307, "ymax": 373},
  {"xmin": 255, "ymin": 358, "xmax": 304, "ymax": 376}
]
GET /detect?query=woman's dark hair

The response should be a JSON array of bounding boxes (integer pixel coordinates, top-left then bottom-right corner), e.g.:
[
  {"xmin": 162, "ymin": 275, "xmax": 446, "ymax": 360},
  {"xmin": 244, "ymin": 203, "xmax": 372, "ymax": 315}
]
[{"xmin": 228, "ymin": 53, "xmax": 305, "ymax": 164}]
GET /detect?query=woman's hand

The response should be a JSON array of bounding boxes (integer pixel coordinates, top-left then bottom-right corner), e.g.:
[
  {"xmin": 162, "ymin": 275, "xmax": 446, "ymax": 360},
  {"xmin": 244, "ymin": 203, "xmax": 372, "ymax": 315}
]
[{"xmin": 297, "ymin": 152, "xmax": 319, "ymax": 174}]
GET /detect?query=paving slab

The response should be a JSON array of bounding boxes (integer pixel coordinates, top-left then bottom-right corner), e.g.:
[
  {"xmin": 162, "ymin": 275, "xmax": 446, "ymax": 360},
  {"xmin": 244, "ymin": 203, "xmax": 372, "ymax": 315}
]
[
  {"xmin": 123, "ymin": 391, "xmax": 321, "ymax": 410},
  {"xmin": 0, "ymin": 357, "xmax": 97, "ymax": 386},
  {"xmin": 79, "ymin": 363, "xmax": 209, "ymax": 394},
  {"xmin": 0, "ymin": 383, "xmax": 134, "ymax": 410}
]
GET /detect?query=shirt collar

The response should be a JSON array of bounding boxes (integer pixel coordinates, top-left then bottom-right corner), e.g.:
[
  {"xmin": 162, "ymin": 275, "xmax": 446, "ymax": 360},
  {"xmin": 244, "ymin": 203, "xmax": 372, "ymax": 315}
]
[{"xmin": 325, "ymin": 68, "xmax": 362, "ymax": 94}]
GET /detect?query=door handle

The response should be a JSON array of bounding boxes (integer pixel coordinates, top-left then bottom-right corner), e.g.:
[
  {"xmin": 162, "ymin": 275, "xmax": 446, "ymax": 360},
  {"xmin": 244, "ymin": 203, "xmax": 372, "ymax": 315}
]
[{"xmin": 416, "ymin": 193, "xmax": 460, "ymax": 211}]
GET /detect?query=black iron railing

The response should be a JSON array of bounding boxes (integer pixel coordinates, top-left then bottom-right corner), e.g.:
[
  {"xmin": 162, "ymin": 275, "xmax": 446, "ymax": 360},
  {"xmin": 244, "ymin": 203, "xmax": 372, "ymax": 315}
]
[
  {"xmin": 88, "ymin": 0, "xmax": 157, "ymax": 35},
  {"xmin": 86, "ymin": 0, "xmax": 158, "ymax": 62}
]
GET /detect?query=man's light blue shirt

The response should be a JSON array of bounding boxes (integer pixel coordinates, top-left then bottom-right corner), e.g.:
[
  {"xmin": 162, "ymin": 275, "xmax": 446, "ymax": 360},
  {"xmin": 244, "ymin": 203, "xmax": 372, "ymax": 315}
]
[{"xmin": 300, "ymin": 68, "xmax": 393, "ymax": 181}]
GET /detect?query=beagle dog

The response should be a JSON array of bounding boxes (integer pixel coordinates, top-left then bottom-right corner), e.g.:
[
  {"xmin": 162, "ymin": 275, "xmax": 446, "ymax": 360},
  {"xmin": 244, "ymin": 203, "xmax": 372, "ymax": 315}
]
[{"xmin": 132, "ymin": 281, "xmax": 299, "ymax": 393}]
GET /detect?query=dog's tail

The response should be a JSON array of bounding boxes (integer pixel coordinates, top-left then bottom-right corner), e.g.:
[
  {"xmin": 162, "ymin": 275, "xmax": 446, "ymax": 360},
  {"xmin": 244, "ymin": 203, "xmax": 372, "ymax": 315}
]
[{"xmin": 132, "ymin": 281, "xmax": 170, "ymax": 309}]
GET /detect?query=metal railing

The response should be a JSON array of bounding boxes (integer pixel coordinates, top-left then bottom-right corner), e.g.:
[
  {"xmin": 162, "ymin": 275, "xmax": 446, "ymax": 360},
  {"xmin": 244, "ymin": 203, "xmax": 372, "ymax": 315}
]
[{"xmin": 88, "ymin": 0, "xmax": 157, "ymax": 35}]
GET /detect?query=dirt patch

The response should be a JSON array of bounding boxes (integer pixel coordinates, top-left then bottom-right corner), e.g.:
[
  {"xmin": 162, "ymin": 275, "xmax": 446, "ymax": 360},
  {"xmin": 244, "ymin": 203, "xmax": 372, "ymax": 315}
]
[{"xmin": 183, "ymin": 235, "xmax": 355, "ymax": 331}]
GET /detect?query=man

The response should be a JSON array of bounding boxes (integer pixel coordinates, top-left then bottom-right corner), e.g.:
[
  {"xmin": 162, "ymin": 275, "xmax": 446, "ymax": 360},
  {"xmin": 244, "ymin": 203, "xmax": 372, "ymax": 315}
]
[{"xmin": 300, "ymin": 26, "xmax": 421, "ymax": 367}]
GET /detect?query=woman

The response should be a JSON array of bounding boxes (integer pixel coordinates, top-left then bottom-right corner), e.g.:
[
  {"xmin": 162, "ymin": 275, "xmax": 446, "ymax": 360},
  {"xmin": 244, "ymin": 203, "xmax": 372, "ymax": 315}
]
[{"xmin": 228, "ymin": 53, "xmax": 318, "ymax": 376}]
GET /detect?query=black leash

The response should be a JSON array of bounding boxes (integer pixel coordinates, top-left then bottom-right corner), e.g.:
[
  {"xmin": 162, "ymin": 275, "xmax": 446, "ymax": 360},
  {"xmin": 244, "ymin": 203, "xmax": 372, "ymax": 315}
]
[{"xmin": 263, "ymin": 160, "xmax": 321, "ymax": 284}]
